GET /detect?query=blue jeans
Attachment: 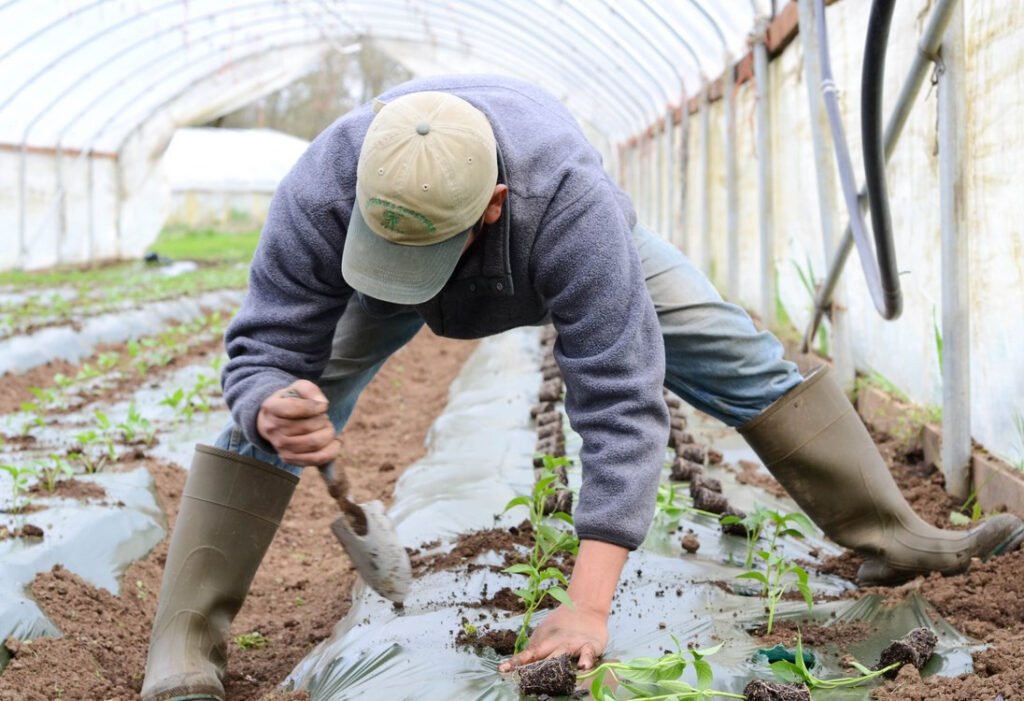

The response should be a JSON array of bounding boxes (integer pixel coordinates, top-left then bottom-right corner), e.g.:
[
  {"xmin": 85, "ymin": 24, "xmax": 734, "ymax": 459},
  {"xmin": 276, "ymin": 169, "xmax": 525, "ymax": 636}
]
[{"xmin": 215, "ymin": 226, "xmax": 802, "ymax": 473}]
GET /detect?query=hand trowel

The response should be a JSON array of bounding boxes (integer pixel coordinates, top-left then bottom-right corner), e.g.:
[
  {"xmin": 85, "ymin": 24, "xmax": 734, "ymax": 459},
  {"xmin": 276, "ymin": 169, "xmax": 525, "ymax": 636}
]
[{"xmin": 317, "ymin": 459, "xmax": 412, "ymax": 603}]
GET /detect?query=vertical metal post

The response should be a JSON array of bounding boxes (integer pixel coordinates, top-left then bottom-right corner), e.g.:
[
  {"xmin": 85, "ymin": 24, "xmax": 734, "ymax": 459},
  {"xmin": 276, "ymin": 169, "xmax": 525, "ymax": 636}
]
[
  {"xmin": 18, "ymin": 144, "xmax": 27, "ymax": 267},
  {"xmin": 663, "ymin": 109, "xmax": 674, "ymax": 239},
  {"xmin": 753, "ymin": 20, "xmax": 775, "ymax": 329},
  {"xmin": 654, "ymin": 120, "xmax": 664, "ymax": 235},
  {"xmin": 677, "ymin": 101, "xmax": 690, "ymax": 251},
  {"xmin": 798, "ymin": 0, "xmax": 855, "ymax": 388},
  {"xmin": 699, "ymin": 87, "xmax": 712, "ymax": 277},
  {"xmin": 724, "ymin": 57, "xmax": 739, "ymax": 301},
  {"xmin": 939, "ymin": 1, "xmax": 970, "ymax": 499}
]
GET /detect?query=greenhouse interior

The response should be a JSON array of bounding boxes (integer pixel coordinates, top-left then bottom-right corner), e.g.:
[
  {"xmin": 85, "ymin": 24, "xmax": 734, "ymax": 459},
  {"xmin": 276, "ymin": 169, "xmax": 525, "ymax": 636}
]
[{"xmin": 1, "ymin": 1, "xmax": 1023, "ymax": 699}]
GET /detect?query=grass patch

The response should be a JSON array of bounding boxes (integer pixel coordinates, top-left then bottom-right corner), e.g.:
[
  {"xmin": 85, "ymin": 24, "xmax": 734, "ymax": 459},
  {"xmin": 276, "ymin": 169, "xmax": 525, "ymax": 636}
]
[
  {"xmin": 0, "ymin": 227, "xmax": 256, "ymax": 338},
  {"xmin": 149, "ymin": 226, "xmax": 260, "ymax": 264}
]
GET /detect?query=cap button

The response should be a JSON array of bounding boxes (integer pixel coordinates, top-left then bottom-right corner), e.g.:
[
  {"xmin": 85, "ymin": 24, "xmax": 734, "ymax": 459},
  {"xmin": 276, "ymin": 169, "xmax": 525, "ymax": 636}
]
[{"xmin": 416, "ymin": 122, "xmax": 431, "ymax": 136}]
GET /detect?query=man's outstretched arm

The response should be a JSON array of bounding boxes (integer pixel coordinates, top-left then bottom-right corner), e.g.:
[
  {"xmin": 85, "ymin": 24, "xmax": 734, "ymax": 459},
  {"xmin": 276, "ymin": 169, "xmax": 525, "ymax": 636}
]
[{"xmin": 499, "ymin": 539, "xmax": 628, "ymax": 672}]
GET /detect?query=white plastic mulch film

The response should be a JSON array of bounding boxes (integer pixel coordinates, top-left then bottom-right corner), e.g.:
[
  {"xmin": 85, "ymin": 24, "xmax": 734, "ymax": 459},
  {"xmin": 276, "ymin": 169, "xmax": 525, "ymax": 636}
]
[
  {"xmin": 283, "ymin": 328, "xmax": 973, "ymax": 700},
  {"xmin": 0, "ymin": 0, "xmax": 760, "ymax": 271}
]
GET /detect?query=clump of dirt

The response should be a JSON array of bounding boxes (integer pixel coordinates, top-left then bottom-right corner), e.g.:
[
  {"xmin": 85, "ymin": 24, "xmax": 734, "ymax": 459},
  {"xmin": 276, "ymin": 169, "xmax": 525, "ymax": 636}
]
[
  {"xmin": 516, "ymin": 653, "xmax": 576, "ymax": 697},
  {"xmin": 680, "ymin": 533, "xmax": 700, "ymax": 553},
  {"xmin": 410, "ymin": 521, "xmax": 534, "ymax": 575},
  {"xmin": 455, "ymin": 625, "xmax": 518, "ymax": 656},
  {"xmin": 808, "ymin": 551, "xmax": 863, "ymax": 582},
  {"xmin": 27, "ymin": 478, "xmax": 106, "ymax": 500},
  {"xmin": 743, "ymin": 679, "xmax": 810, "ymax": 700},
  {"xmin": 753, "ymin": 620, "xmax": 872, "ymax": 649},
  {"xmin": 734, "ymin": 459, "xmax": 788, "ymax": 499},
  {"xmin": 875, "ymin": 627, "xmax": 937, "ymax": 678},
  {"xmin": 0, "ymin": 523, "xmax": 45, "ymax": 541}
]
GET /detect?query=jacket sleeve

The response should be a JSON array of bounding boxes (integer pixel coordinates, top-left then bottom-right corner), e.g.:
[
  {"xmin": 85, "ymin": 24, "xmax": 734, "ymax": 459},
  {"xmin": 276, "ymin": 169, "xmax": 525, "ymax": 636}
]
[
  {"xmin": 221, "ymin": 175, "xmax": 353, "ymax": 453},
  {"xmin": 531, "ymin": 179, "xmax": 669, "ymax": 550}
]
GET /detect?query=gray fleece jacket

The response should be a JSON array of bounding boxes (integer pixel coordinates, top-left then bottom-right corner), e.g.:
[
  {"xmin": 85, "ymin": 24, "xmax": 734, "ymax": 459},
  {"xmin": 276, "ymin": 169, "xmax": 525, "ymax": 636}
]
[{"xmin": 223, "ymin": 75, "xmax": 669, "ymax": 549}]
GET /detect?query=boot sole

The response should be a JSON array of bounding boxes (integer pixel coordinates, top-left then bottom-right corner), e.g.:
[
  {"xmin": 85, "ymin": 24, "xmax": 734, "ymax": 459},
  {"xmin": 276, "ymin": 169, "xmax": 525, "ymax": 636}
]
[
  {"xmin": 991, "ymin": 524, "xmax": 1024, "ymax": 557},
  {"xmin": 858, "ymin": 523, "xmax": 1024, "ymax": 586}
]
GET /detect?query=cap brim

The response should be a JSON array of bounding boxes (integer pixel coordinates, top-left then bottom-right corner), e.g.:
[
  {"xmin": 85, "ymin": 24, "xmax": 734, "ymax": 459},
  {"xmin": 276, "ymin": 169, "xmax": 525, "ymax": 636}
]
[{"xmin": 342, "ymin": 204, "xmax": 470, "ymax": 305}]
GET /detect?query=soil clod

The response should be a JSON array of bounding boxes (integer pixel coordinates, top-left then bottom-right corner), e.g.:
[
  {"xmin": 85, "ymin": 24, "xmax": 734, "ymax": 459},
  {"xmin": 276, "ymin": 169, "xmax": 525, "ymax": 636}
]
[
  {"xmin": 689, "ymin": 475, "xmax": 722, "ymax": 495},
  {"xmin": 516, "ymin": 653, "xmax": 577, "ymax": 697},
  {"xmin": 720, "ymin": 506, "xmax": 748, "ymax": 536},
  {"xmin": 876, "ymin": 627, "xmax": 938, "ymax": 678},
  {"xmin": 743, "ymin": 679, "xmax": 811, "ymax": 701},
  {"xmin": 680, "ymin": 533, "xmax": 701, "ymax": 553},
  {"xmin": 692, "ymin": 488, "xmax": 729, "ymax": 514},
  {"xmin": 669, "ymin": 457, "xmax": 703, "ymax": 482}
]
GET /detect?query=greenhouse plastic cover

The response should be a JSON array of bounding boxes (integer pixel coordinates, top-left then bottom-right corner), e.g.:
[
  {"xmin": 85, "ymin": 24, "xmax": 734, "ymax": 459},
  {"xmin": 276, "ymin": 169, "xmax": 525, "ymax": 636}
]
[
  {"xmin": 163, "ymin": 128, "xmax": 309, "ymax": 193},
  {"xmin": 0, "ymin": 0, "xmax": 766, "ymax": 153}
]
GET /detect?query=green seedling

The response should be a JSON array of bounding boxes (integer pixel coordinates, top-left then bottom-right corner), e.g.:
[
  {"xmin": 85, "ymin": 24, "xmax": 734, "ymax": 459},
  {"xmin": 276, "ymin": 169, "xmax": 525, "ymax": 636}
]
[
  {"xmin": 97, "ymin": 351, "xmax": 120, "ymax": 372},
  {"xmin": 86, "ymin": 410, "xmax": 119, "ymax": 463},
  {"xmin": 503, "ymin": 458, "xmax": 580, "ymax": 654},
  {"xmin": 53, "ymin": 373, "xmax": 73, "ymax": 390},
  {"xmin": 581, "ymin": 639, "xmax": 744, "ymax": 700},
  {"xmin": 73, "ymin": 430, "xmax": 109, "ymax": 473},
  {"xmin": 1, "ymin": 463, "xmax": 36, "ymax": 512},
  {"xmin": 729, "ymin": 508, "xmax": 815, "ymax": 634},
  {"xmin": 791, "ymin": 256, "xmax": 830, "ymax": 358},
  {"xmin": 654, "ymin": 483, "xmax": 720, "ymax": 532},
  {"xmin": 19, "ymin": 401, "xmax": 45, "ymax": 435},
  {"xmin": 950, "ymin": 490, "xmax": 984, "ymax": 526},
  {"xmin": 233, "ymin": 632, "xmax": 268, "ymax": 650},
  {"xmin": 37, "ymin": 454, "xmax": 75, "ymax": 493},
  {"xmin": 75, "ymin": 363, "xmax": 101, "ymax": 382},
  {"xmin": 117, "ymin": 404, "xmax": 155, "ymax": 445},
  {"xmin": 771, "ymin": 633, "xmax": 898, "ymax": 690}
]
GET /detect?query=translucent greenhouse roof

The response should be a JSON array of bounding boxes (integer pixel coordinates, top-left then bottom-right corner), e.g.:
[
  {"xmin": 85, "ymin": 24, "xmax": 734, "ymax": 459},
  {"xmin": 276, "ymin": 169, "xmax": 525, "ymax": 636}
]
[{"xmin": 0, "ymin": 0, "xmax": 765, "ymax": 154}]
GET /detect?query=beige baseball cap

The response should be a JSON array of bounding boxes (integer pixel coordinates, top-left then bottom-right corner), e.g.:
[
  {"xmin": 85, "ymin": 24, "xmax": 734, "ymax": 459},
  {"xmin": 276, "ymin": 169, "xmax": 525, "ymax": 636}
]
[{"xmin": 342, "ymin": 91, "xmax": 499, "ymax": 305}]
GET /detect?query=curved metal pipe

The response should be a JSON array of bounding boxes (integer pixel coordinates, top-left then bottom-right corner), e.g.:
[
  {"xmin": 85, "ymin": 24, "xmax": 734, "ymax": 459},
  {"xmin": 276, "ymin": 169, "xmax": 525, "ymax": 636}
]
[
  {"xmin": 802, "ymin": 0, "xmax": 961, "ymax": 351},
  {"xmin": 860, "ymin": 0, "xmax": 902, "ymax": 317},
  {"xmin": 811, "ymin": 0, "xmax": 901, "ymax": 320}
]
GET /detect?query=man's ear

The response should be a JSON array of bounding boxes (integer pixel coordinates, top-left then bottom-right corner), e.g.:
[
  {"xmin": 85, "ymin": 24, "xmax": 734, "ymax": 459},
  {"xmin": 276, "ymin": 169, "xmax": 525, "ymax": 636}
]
[{"xmin": 482, "ymin": 184, "xmax": 508, "ymax": 225}]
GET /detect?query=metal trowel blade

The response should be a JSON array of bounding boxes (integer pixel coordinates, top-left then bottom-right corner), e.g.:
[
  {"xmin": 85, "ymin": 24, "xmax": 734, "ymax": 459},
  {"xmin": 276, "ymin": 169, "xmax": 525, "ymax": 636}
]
[{"xmin": 330, "ymin": 499, "xmax": 411, "ymax": 603}]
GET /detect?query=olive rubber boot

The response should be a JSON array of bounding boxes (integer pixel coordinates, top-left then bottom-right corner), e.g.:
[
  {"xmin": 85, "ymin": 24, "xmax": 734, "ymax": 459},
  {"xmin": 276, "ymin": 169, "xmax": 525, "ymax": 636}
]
[
  {"xmin": 141, "ymin": 445, "xmax": 298, "ymax": 701},
  {"xmin": 739, "ymin": 366, "xmax": 1024, "ymax": 585}
]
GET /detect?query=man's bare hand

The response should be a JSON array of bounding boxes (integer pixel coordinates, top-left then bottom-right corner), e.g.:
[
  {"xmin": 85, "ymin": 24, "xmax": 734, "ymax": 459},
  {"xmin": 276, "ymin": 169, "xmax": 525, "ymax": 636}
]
[
  {"xmin": 257, "ymin": 380, "xmax": 338, "ymax": 465},
  {"xmin": 498, "ymin": 603, "xmax": 608, "ymax": 673}
]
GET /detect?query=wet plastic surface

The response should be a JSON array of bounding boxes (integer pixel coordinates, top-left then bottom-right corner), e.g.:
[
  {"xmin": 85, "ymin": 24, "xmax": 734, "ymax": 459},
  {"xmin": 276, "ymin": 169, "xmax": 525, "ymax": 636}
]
[
  {"xmin": 0, "ymin": 469, "xmax": 163, "ymax": 669},
  {"xmin": 282, "ymin": 326, "xmax": 980, "ymax": 699},
  {"xmin": 0, "ymin": 288, "xmax": 243, "ymax": 375}
]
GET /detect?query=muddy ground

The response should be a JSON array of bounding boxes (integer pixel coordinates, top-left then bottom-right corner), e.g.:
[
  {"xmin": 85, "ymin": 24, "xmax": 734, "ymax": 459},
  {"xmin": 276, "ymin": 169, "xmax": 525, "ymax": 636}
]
[
  {"xmin": 1, "ymin": 326, "xmax": 1023, "ymax": 699},
  {"xmin": 0, "ymin": 329, "xmax": 476, "ymax": 701}
]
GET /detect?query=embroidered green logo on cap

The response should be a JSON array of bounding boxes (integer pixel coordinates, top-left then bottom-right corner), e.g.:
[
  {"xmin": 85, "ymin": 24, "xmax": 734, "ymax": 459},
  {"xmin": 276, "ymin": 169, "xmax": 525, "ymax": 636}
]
[{"xmin": 366, "ymin": 197, "xmax": 436, "ymax": 236}]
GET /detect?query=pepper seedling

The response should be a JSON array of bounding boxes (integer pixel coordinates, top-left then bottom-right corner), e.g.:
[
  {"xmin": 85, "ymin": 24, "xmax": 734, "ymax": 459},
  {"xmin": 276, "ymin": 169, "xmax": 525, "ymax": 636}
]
[
  {"xmin": 770, "ymin": 633, "xmax": 899, "ymax": 689},
  {"xmin": 580, "ymin": 638, "xmax": 745, "ymax": 700},
  {"xmin": 503, "ymin": 459, "xmax": 580, "ymax": 654},
  {"xmin": 730, "ymin": 509, "xmax": 815, "ymax": 634}
]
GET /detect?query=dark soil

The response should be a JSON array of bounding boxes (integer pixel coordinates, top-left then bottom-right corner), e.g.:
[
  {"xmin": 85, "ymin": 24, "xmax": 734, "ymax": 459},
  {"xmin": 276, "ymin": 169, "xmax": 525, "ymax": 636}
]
[
  {"xmin": 455, "ymin": 625, "xmax": 519, "ymax": 656},
  {"xmin": 0, "ymin": 335, "xmax": 225, "ymax": 417},
  {"xmin": 753, "ymin": 620, "xmax": 872, "ymax": 650},
  {"xmin": 27, "ymin": 477, "xmax": 106, "ymax": 500},
  {"xmin": 0, "ymin": 328, "xmax": 476, "ymax": 701},
  {"xmin": 516, "ymin": 653, "xmax": 577, "ymax": 697},
  {"xmin": 743, "ymin": 679, "xmax": 811, "ymax": 700},
  {"xmin": 876, "ymin": 627, "xmax": 937, "ymax": 678},
  {"xmin": 734, "ymin": 459, "xmax": 788, "ymax": 499}
]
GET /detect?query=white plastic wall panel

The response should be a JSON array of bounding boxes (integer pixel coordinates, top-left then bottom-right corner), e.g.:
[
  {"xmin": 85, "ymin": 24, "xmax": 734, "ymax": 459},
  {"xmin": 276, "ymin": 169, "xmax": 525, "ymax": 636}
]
[
  {"xmin": 963, "ymin": 0, "xmax": 1024, "ymax": 466},
  {"xmin": 679, "ymin": 0, "xmax": 1024, "ymax": 465}
]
